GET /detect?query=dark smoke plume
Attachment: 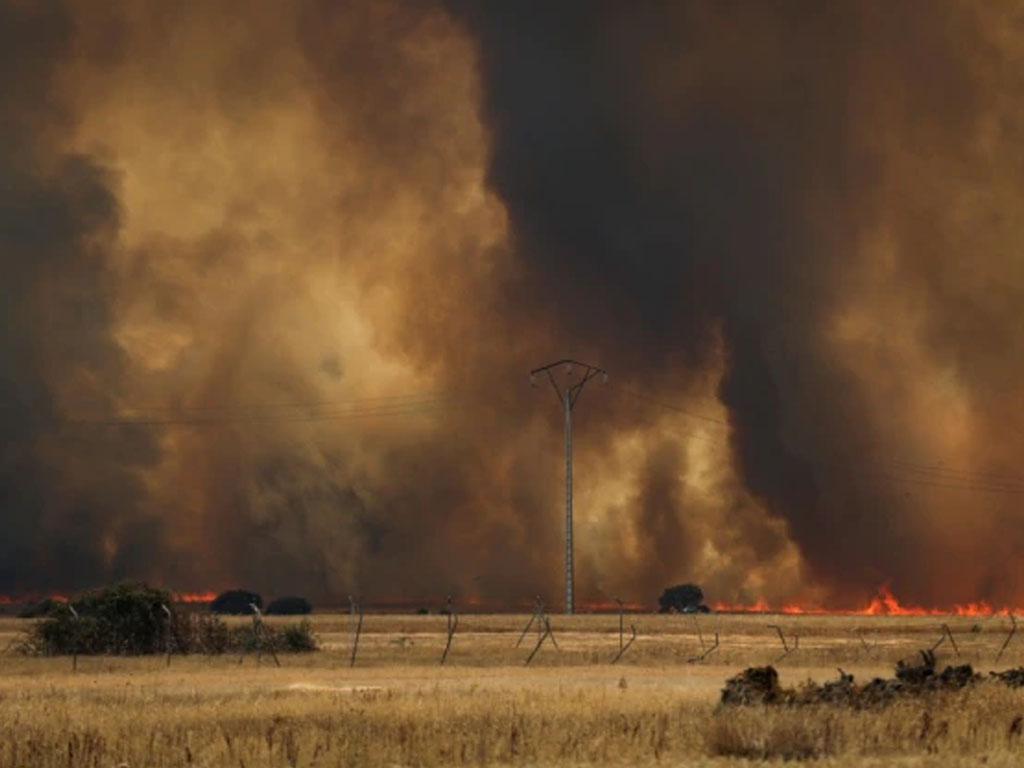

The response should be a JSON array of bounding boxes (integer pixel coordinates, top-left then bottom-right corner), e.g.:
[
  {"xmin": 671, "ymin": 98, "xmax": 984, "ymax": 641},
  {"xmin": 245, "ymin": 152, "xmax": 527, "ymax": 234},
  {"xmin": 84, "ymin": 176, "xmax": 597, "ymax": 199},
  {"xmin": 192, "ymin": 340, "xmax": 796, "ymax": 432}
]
[
  {"xmin": 1, "ymin": 1, "xmax": 164, "ymax": 593},
  {"xmin": 448, "ymin": 1, "xmax": 1024, "ymax": 607},
  {"xmin": 3, "ymin": 0, "xmax": 1024, "ymax": 609}
]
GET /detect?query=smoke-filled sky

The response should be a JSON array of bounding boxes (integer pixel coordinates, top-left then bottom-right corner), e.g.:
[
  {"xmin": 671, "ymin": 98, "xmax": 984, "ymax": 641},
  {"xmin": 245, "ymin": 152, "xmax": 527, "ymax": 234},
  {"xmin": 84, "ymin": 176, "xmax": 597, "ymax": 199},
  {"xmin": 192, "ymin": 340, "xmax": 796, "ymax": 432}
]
[{"xmin": 3, "ymin": 0, "xmax": 1024, "ymax": 609}]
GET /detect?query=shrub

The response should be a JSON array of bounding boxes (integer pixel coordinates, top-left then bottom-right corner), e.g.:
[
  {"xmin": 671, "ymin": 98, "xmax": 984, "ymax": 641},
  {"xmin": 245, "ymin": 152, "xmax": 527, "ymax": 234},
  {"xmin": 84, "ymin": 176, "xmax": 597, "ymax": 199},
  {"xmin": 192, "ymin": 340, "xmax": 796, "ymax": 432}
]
[
  {"xmin": 179, "ymin": 613, "xmax": 240, "ymax": 654},
  {"xmin": 18, "ymin": 583, "xmax": 318, "ymax": 656},
  {"xmin": 275, "ymin": 620, "xmax": 317, "ymax": 652},
  {"xmin": 20, "ymin": 583, "xmax": 171, "ymax": 655},
  {"xmin": 265, "ymin": 596, "xmax": 312, "ymax": 615},
  {"xmin": 17, "ymin": 597, "xmax": 64, "ymax": 619},
  {"xmin": 210, "ymin": 589, "xmax": 262, "ymax": 615}
]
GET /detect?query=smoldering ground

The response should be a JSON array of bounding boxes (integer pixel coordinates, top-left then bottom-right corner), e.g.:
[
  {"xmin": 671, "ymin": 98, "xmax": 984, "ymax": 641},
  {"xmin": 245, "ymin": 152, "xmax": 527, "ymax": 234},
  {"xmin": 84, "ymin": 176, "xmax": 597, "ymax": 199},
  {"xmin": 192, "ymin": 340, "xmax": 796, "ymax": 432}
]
[{"xmin": 3, "ymin": 0, "xmax": 1024, "ymax": 608}]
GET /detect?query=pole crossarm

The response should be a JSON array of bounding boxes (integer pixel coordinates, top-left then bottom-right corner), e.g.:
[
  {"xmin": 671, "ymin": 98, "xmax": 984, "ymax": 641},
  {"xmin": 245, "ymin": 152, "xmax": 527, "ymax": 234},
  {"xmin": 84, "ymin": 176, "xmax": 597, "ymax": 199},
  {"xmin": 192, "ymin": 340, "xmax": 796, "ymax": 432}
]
[
  {"xmin": 530, "ymin": 358, "xmax": 607, "ymax": 615},
  {"xmin": 530, "ymin": 360, "xmax": 608, "ymax": 410}
]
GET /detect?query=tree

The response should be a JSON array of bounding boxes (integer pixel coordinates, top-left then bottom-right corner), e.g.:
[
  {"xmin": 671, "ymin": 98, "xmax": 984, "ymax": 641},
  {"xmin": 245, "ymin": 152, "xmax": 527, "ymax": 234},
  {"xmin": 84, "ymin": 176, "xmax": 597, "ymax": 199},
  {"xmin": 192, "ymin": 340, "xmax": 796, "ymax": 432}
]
[
  {"xmin": 658, "ymin": 583, "xmax": 706, "ymax": 613},
  {"xmin": 210, "ymin": 589, "xmax": 262, "ymax": 615},
  {"xmin": 265, "ymin": 596, "xmax": 312, "ymax": 615}
]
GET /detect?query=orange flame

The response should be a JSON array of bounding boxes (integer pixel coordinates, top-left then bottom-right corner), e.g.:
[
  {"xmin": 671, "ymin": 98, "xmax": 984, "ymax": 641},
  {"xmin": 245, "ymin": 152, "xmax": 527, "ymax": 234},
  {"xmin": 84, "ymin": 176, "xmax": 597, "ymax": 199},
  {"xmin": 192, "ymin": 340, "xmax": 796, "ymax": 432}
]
[
  {"xmin": 0, "ymin": 586, "xmax": 1017, "ymax": 615},
  {"xmin": 0, "ymin": 590, "xmax": 213, "ymax": 605},
  {"xmin": 0, "ymin": 592, "xmax": 68, "ymax": 605},
  {"xmin": 714, "ymin": 585, "xmax": 1015, "ymax": 616},
  {"xmin": 173, "ymin": 591, "xmax": 217, "ymax": 603}
]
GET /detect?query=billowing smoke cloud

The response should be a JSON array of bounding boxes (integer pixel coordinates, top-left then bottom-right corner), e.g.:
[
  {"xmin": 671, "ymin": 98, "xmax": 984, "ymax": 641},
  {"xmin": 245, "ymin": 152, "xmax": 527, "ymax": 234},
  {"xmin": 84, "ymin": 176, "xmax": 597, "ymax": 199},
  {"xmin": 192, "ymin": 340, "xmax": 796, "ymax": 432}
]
[
  {"xmin": 0, "ymin": 1, "xmax": 166, "ymax": 593},
  {"xmin": 449, "ymin": 1, "xmax": 1024, "ymax": 607},
  {"xmin": 3, "ymin": 0, "xmax": 1023, "ymax": 608}
]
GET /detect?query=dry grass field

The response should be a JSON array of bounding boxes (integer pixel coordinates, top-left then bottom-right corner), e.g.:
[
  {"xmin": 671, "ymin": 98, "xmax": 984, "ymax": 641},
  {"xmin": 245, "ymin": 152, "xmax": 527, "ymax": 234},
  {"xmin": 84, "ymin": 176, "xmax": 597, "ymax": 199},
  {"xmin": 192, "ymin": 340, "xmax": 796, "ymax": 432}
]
[{"xmin": 3, "ymin": 611, "xmax": 1024, "ymax": 766}]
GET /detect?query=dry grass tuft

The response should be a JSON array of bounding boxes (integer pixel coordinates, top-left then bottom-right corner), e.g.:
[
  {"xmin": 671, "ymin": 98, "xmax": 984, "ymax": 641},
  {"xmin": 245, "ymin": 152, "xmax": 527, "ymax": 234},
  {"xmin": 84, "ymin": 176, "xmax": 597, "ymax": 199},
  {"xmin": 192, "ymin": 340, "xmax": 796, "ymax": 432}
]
[{"xmin": 707, "ymin": 688, "xmax": 1024, "ymax": 762}]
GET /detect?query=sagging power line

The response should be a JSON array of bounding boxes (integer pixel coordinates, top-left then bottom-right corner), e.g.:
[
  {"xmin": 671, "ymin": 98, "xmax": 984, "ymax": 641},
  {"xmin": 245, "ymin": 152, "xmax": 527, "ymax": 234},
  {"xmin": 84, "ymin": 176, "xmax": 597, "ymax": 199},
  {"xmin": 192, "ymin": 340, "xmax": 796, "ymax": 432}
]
[
  {"xmin": 61, "ymin": 392, "xmax": 452, "ymax": 427},
  {"xmin": 55, "ymin": 376, "xmax": 1024, "ymax": 497}
]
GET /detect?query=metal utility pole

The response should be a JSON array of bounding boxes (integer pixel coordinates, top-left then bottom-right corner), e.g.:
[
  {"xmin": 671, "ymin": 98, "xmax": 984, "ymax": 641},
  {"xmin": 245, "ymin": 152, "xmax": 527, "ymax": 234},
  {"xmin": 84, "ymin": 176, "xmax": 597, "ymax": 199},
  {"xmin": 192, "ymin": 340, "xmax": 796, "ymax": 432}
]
[{"xmin": 530, "ymin": 359, "xmax": 607, "ymax": 614}]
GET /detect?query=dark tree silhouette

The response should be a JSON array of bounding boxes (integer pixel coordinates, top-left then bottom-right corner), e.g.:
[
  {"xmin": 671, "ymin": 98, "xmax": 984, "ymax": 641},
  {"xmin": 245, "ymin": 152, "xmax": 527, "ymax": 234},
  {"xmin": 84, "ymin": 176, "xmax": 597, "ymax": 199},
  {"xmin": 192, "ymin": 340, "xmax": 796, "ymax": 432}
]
[
  {"xmin": 210, "ymin": 589, "xmax": 262, "ymax": 615},
  {"xmin": 658, "ymin": 583, "xmax": 707, "ymax": 613},
  {"xmin": 265, "ymin": 596, "xmax": 312, "ymax": 615}
]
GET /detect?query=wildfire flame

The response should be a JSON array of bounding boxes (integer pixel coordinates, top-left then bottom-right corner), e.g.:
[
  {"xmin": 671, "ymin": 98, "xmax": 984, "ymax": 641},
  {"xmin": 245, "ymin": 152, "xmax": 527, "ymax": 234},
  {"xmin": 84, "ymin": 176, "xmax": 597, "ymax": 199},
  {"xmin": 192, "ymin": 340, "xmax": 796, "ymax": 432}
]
[
  {"xmin": 0, "ymin": 592, "xmax": 68, "ymax": 606},
  {"xmin": 0, "ymin": 591, "xmax": 215, "ymax": 606},
  {"xmin": 174, "ymin": 591, "xmax": 217, "ymax": 603},
  {"xmin": 713, "ymin": 585, "xmax": 1016, "ymax": 616},
  {"xmin": 0, "ymin": 586, "xmax": 1017, "ymax": 615}
]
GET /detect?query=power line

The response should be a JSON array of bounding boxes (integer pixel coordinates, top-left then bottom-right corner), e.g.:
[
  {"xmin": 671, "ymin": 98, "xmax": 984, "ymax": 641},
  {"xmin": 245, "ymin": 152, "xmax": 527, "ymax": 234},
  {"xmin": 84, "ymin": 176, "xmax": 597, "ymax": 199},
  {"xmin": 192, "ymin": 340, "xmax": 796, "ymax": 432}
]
[
  {"xmin": 53, "ymin": 378, "xmax": 1024, "ymax": 497},
  {"xmin": 91, "ymin": 391, "xmax": 450, "ymax": 414},
  {"xmin": 614, "ymin": 387, "xmax": 1024, "ymax": 495},
  {"xmin": 616, "ymin": 385, "xmax": 729, "ymax": 426},
  {"xmin": 867, "ymin": 471, "xmax": 1024, "ymax": 495},
  {"xmin": 63, "ymin": 394, "xmax": 451, "ymax": 427},
  {"xmin": 610, "ymin": 385, "xmax": 727, "ymax": 445},
  {"xmin": 627, "ymin": 421, "xmax": 726, "ymax": 445},
  {"xmin": 873, "ymin": 456, "xmax": 1024, "ymax": 485},
  {"xmin": 68, "ymin": 391, "xmax": 447, "ymax": 415},
  {"xmin": 614, "ymin": 383, "xmax": 1024, "ymax": 494}
]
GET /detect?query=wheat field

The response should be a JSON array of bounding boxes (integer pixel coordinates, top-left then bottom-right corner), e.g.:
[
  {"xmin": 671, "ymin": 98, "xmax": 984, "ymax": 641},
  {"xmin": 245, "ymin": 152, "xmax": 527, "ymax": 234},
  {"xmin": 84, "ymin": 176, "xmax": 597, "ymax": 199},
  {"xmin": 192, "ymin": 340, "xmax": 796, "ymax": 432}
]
[{"xmin": 3, "ymin": 611, "xmax": 1024, "ymax": 766}]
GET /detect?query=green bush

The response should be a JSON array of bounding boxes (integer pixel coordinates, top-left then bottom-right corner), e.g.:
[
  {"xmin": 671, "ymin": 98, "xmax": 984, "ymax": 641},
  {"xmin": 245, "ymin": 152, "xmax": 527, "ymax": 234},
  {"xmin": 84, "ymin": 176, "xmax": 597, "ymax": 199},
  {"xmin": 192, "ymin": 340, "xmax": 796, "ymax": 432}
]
[
  {"xmin": 20, "ymin": 583, "xmax": 170, "ymax": 655},
  {"xmin": 19, "ymin": 583, "xmax": 318, "ymax": 656}
]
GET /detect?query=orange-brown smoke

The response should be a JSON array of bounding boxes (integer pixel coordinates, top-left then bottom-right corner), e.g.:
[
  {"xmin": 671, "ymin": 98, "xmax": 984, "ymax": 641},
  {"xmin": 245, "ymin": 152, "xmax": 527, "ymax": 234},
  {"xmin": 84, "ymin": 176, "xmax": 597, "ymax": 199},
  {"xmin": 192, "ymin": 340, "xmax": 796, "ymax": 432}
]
[{"xmin": 2, "ymin": 1, "xmax": 1023, "ymax": 612}]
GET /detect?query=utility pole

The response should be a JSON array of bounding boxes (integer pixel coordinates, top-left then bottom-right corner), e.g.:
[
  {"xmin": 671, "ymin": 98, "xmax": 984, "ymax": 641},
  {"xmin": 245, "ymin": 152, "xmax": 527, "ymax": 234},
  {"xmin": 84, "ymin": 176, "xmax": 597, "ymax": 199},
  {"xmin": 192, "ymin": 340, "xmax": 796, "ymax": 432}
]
[{"xmin": 530, "ymin": 359, "xmax": 607, "ymax": 614}]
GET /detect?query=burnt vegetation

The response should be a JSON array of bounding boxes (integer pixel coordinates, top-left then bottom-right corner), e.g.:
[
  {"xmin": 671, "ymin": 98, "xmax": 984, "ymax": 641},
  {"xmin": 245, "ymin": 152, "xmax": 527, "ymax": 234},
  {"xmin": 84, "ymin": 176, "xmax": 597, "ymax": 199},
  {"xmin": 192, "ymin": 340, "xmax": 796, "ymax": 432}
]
[{"xmin": 720, "ymin": 648, "xmax": 1024, "ymax": 708}]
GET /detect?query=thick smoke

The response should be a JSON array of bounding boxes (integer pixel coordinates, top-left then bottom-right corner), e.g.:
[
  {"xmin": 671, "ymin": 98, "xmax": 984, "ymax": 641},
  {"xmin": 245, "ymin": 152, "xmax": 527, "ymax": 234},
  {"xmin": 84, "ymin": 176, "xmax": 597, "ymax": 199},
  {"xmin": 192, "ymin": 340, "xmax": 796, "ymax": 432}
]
[
  {"xmin": 3, "ymin": 0, "xmax": 1023, "ymax": 608},
  {"xmin": 448, "ymin": 1, "xmax": 1024, "ymax": 607},
  {"xmin": 0, "ymin": 1, "xmax": 165, "ymax": 593}
]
